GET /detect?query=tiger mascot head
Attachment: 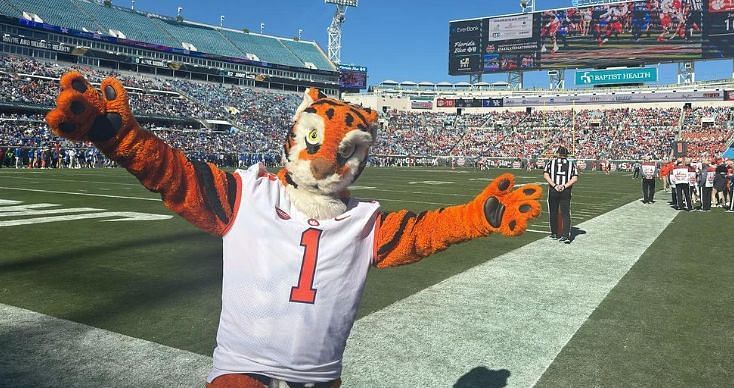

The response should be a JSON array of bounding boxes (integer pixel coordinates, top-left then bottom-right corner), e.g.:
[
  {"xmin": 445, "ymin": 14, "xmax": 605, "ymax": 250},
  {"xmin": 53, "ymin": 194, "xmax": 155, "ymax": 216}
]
[{"xmin": 277, "ymin": 88, "xmax": 379, "ymax": 219}]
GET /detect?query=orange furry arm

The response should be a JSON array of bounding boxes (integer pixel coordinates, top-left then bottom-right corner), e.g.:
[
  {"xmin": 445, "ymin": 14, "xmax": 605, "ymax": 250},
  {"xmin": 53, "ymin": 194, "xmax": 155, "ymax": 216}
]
[
  {"xmin": 374, "ymin": 174, "xmax": 541, "ymax": 268},
  {"xmin": 45, "ymin": 72, "xmax": 237, "ymax": 237}
]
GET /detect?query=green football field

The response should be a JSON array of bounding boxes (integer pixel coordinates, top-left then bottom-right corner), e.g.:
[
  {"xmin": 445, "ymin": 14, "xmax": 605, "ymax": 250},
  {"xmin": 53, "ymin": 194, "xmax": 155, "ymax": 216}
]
[{"xmin": 0, "ymin": 167, "xmax": 731, "ymax": 387}]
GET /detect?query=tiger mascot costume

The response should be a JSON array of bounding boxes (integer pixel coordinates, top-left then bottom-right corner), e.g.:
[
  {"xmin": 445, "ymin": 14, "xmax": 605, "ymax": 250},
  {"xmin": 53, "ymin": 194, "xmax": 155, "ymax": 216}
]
[{"xmin": 46, "ymin": 72, "xmax": 542, "ymax": 388}]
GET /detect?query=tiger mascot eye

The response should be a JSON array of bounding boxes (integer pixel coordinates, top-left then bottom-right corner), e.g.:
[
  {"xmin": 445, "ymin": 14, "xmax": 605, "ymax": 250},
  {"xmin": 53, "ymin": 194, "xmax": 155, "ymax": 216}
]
[{"xmin": 46, "ymin": 72, "xmax": 542, "ymax": 388}]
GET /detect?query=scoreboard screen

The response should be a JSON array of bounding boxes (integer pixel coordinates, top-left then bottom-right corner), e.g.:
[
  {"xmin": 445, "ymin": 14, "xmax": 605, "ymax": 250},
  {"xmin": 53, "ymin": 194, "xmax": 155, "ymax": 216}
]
[
  {"xmin": 338, "ymin": 64, "xmax": 367, "ymax": 89},
  {"xmin": 703, "ymin": 0, "xmax": 734, "ymax": 57},
  {"xmin": 448, "ymin": 0, "xmax": 729, "ymax": 75}
]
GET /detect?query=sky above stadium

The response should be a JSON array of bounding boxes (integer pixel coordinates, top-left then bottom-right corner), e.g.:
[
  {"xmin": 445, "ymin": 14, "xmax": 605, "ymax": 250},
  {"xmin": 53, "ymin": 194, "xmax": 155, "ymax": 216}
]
[{"xmin": 131, "ymin": 0, "xmax": 733, "ymax": 88}]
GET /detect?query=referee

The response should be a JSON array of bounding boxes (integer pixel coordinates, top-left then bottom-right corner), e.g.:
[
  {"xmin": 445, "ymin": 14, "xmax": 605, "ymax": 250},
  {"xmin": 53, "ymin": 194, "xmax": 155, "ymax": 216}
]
[{"xmin": 544, "ymin": 146, "xmax": 578, "ymax": 243}]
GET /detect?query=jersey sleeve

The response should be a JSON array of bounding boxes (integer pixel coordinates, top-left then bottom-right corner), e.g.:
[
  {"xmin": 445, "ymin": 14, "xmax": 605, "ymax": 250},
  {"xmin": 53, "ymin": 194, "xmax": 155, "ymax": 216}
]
[
  {"xmin": 571, "ymin": 162, "xmax": 578, "ymax": 177},
  {"xmin": 544, "ymin": 160, "xmax": 552, "ymax": 174}
]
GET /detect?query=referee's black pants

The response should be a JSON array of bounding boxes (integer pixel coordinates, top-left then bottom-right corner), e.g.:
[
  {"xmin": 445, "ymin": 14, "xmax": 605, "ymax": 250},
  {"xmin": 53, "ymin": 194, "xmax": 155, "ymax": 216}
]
[
  {"xmin": 548, "ymin": 189, "xmax": 572, "ymax": 238},
  {"xmin": 642, "ymin": 178, "xmax": 656, "ymax": 203},
  {"xmin": 675, "ymin": 183, "xmax": 692, "ymax": 210}
]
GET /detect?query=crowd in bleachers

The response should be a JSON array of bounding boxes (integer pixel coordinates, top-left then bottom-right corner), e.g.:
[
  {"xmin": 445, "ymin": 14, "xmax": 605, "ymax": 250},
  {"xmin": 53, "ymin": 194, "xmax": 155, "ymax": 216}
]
[
  {"xmin": 380, "ymin": 107, "xmax": 687, "ymax": 160},
  {"xmin": 1, "ymin": 54, "xmax": 733, "ymax": 169},
  {"xmin": 679, "ymin": 106, "xmax": 734, "ymax": 159}
]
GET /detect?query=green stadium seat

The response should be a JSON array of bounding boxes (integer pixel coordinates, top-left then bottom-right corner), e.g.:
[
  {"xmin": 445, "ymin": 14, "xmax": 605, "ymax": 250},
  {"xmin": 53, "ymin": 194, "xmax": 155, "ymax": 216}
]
[
  {"xmin": 280, "ymin": 40, "xmax": 334, "ymax": 71},
  {"xmin": 9, "ymin": 0, "xmax": 101, "ymax": 33},
  {"xmin": 221, "ymin": 30, "xmax": 305, "ymax": 68}
]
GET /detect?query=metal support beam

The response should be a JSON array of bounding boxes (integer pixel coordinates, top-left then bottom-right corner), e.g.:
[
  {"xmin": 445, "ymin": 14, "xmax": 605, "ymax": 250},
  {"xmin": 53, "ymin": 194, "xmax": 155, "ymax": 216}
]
[
  {"xmin": 327, "ymin": 5, "xmax": 347, "ymax": 64},
  {"xmin": 520, "ymin": 0, "xmax": 535, "ymax": 13},
  {"xmin": 548, "ymin": 70, "xmax": 565, "ymax": 90},
  {"xmin": 508, "ymin": 71, "xmax": 524, "ymax": 90},
  {"xmin": 677, "ymin": 62, "xmax": 695, "ymax": 84}
]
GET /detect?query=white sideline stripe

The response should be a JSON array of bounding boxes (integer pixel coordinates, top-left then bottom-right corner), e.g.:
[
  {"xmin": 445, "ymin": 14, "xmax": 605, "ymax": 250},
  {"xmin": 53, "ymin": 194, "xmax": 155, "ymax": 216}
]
[
  {"xmin": 341, "ymin": 198, "xmax": 678, "ymax": 387},
  {"xmin": 0, "ymin": 304, "xmax": 212, "ymax": 387}
]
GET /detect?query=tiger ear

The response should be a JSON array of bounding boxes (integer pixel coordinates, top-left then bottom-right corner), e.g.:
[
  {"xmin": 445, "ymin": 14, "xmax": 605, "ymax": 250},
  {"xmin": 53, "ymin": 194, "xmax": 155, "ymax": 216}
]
[{"xmin": 293, "ymin": 88, "xmax": 327, "ymax": 122}]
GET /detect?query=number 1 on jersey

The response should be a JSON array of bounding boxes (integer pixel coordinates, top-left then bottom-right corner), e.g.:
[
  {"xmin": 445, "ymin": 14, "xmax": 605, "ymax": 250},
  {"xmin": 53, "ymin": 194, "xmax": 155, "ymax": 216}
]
[{"xmin": 289, "ymin": 228, "xmax": 322, "ymax": 304}]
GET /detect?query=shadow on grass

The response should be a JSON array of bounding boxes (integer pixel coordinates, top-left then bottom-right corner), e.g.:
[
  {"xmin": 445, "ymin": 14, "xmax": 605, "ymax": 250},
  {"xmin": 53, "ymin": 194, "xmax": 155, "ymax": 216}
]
[
  {"xmin": 570, "ymin": 227, "xmax": 587, "ymax": 240},
  {"xmin": 454, "ymin": 367, "xmax": 511, "ymax": 388}
]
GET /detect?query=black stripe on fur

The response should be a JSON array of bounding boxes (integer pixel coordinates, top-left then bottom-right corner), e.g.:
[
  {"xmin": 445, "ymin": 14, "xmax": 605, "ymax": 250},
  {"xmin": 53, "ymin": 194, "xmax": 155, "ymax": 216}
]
[
  {"xmin": 192, "ymin": 161, "xmax": 228, "ymax": 224},
  {"xmin": 377, "ymin": 211, "xmax": 416, "ymax": 257},
  {"xmin": 225, "ymin": 172, "xmax": 237, "ymax": 212}
]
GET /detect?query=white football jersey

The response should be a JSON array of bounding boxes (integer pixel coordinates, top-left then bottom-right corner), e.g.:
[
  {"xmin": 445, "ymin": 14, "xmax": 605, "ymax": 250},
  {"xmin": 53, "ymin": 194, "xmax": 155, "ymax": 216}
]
[{"xmin": 208, "ymin": 164, "xmax": 381, "ymax": 383}]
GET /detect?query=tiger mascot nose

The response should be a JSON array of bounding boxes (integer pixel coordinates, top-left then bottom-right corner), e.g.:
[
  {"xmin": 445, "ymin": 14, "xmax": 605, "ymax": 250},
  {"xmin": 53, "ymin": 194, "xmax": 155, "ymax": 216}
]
[{"xmin": 310, "ymin": 158, "xmax": 337, "ymax": 180}]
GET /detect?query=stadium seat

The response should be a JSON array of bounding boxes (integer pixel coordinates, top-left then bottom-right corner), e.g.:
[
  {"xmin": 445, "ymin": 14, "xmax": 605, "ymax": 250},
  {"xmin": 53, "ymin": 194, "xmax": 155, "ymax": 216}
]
[{"xmin": 9, "ymin": 0, "xmax": 101, "ymax": 33}]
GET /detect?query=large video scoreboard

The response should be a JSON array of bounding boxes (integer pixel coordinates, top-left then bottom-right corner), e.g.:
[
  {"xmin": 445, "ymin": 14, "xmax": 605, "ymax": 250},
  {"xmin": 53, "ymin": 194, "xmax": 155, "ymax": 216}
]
[{"xmin": 449, "ymin": 0, "xmax": 733, "ymax": 75}]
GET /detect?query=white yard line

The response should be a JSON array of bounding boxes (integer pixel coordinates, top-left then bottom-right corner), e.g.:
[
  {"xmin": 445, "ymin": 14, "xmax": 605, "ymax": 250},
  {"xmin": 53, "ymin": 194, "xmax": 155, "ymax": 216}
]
[{"xmin": 341, "ymin": 198, "xmax": 678, "ymax": 387}]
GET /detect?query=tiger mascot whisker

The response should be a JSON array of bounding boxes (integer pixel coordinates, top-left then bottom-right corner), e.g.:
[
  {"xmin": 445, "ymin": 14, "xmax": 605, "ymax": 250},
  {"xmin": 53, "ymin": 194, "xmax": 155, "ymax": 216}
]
[{"xmin": 45, "ymin": 72, "xmax": 542, "ymax": 388}]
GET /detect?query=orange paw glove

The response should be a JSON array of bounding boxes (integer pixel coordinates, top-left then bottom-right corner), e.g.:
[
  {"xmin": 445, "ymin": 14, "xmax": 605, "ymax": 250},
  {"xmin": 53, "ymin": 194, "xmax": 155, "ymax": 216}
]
[
  {"xmin": 45, "ymin": 71, "xmax": 136, "ymax": 146},
  {"xmin": 374, "ymin": 173, "xmax": 542, "ymax": 268}
]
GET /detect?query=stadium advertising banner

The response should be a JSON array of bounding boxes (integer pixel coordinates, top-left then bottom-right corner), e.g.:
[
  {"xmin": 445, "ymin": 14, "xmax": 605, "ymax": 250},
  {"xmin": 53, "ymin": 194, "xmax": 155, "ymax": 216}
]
[
  {"xmin": 703, "ymin": 0, "xmax": 734, "ymax": 57},
  {"xmin": 448, "ymin": 19, "xmax": 484, "ymax": 74},
  {"xmin": 2, "ymin": 34, "xmax": 72, "ymax": 53},
  {"xmin": 487, "ymin": 14, "xmax": 535, "ymax": 42},
  {"xmin": 411, "ymin": 101, "xmax": 433, "ymax": 109},
  {"xmin": 436, "ymin": 98, "xmax": 456, "ymax": 107},
  {"xmin": 434, "ymin": 90, "xmax": 722, "ymax": 108},
  {"xmin": 725, "ymin": 90, "xmax": 734, "ymax": 101},
  {"xmin": 449, "ymin": 0, "xmax": 716, "ymax": 75},
  {"xmin": 483, "ymin": 13, "xmax": 542, "ymax": 73},
  {"xmin": 338, "ymin": 64, "xmax": 368, "ymax": 89},
  {"xmin": 502, "ymin": 90, "xmax": 723, "ymax": 106},
  {"xmin": 482, "ymin": 98, "xmax": 505, "ymax": 107},
  {"xmin": 575, "ymin": 67, "xmax": 658, "ymax": 85}
]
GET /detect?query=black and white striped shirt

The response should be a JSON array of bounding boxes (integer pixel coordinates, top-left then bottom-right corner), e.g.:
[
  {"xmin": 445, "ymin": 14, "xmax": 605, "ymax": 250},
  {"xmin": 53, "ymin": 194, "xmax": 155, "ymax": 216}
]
[{"xmin": 544, "ymin": 158, "xmax": 578, "ymax": 187}]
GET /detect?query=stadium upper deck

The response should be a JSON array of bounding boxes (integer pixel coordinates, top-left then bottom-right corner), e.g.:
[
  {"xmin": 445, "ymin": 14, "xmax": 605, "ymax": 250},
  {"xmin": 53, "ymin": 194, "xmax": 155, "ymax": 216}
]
[
  {"xmin": 0, "ymin": 0, "xmax": 339, "ymax": 94},
  {"xmin": 345, "ymin": 78, "xmax": 734, "ymax": 113}
]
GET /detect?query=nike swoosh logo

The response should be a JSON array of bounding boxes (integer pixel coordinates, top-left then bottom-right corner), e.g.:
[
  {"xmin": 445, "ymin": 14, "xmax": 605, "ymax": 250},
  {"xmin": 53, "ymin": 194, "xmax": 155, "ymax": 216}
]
[{"xmin": 334, "ymin": 215, "xmax": 351, "ymax": 221}]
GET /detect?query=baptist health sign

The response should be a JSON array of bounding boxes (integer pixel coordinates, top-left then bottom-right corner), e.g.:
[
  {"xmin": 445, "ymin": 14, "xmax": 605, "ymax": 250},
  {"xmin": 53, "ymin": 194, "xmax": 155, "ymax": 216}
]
[{"xmin": 575, "ymin": 68, "xmax": 658, "ymax": 86}]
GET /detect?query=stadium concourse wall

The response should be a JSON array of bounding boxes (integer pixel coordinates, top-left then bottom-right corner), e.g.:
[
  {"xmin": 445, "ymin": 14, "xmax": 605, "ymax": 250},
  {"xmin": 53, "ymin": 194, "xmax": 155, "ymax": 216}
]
[{"xmin": 344, "ymin": 87, "xmax": 734, "ymax": 113}]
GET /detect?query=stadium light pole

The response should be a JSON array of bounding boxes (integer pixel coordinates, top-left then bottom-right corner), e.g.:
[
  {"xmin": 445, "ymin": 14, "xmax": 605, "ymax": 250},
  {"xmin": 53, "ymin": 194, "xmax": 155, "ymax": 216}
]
[
  {"xmin": 325, "ymin": 0, "xmax": 358, "ymax": 65},
  {"xmin": 260, "ymin": 22, "xmax": 265, "ymax": 34},
  {"xmin": 131, "ymin": 0, "xmax": 135, "ymax": 10},
  {"xmin": 520, "ymin": 0, "xmax": 535, "ymax": 13},
  {"xmin": 677, "ymin": 62, "xmax": 695, "ymax": 85}
]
